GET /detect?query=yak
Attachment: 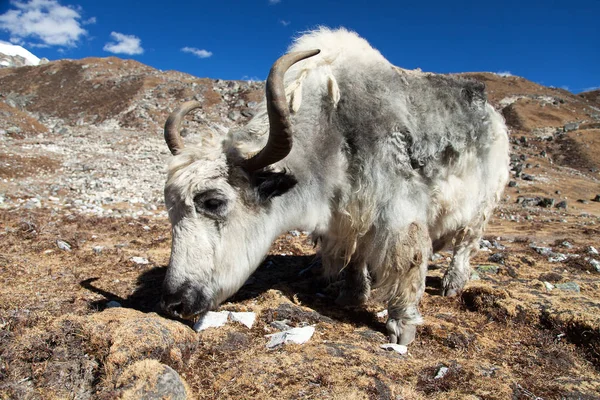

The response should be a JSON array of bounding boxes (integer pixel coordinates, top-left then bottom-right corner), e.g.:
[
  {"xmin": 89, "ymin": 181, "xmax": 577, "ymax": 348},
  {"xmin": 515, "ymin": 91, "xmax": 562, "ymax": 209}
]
[{"xmin": 160, "ymin": 27, "xmax": 509, "ymax": 345}]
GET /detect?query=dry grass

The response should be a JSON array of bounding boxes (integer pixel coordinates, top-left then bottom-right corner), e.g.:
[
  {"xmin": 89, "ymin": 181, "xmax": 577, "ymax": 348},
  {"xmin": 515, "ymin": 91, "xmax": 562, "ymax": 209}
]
[{"xmin": 1, "ymin": 201, "xmax": 599, "ymax": 398}]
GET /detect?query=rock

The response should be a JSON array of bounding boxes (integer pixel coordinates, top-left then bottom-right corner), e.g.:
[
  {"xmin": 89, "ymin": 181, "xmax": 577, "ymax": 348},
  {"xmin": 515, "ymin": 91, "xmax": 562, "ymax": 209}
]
[
  {"xmin": 589, "ymin": 259, "xmax": 600, "ymax": 272},
  {"xmin": 106, "ymin": 300, "xmax": 122, "ymax": 308},
  {"xmin": 577, "ymin": 199, "xmax": 589, "ymax": 204},
  {"xmin": 265, "ymin": 326, "xmax": 315, "ymax": 348},
  {"xmin": 508, "ymin": 181, "xmax": 518, "ymax": 187},
  {"xmin": 270, "ymin": 320, "xmax": 292, "ymax": 331},
  {"xmin": 548, "ymin": 253, "xmax": 567, "ymax": 263},
  {"xmin": 588, "ymin": 246, "xmax": 599, "ymax": 256},
  {"xmin": 229, "ymin": 312, "xmax": 256, "ymax": 329},
  {"xmin": 380, "ymin": 343, "xmax": 408, "ymax": 355},
  {"xmin": 539, "ymin": 198, "xmax": 555, "ymax": 208},
  {"xmin": 543, "ymin": 281, "xmax": 555, "ymax": 291},
  {"xmin": 555, "ymin": 190, "xmax": 561, "ymax": 195},
  {"xmin": 6, "ymin": 126, "xmax": 21, "ymax": 135},
  {"xmin": 561, "ymin": 241, "xmax": 573, "ymax": 249},
  {"xmin": 470, "ymin": 271, "xmax": 481, "ymax": 280},
  {"xmin": 555, "ymin": 200, "xmax": 567, "ymax": 209},
  {"xmin": 193, "ymin": 311, "xmax": 257, "ymax": 331},
  {"xmin": 563, "ymin": 122, "xmax": 579, "ymax": 132},
  {"xmin": 555, "ymin": 282, "xmax": 580, "ymax": 293},
  {"xmin": 92, "ymin": 246, "xmax": 104, "ymax": 254},
  {"xmin": 130, "ymin": 256, "xmax": 149, "ymax": 265},
  {"xmin": 521, "ymin": 174, "xmax": 534, "ymax": 181},
  {"xmin": 56, "ymin": 240, "xmax": 72, "ymax": 252},
  {"xmin": 193, "ymin": 311, "xmax": 229, "ymax": 331},
  {"xmin": 516, "ymin": 196, "xmax": 540, "ymax": 206},
  {"xmin": 530, "ymin": 244, "xmax": 553, "ymax": 256},
  {"xmin": 434, "ymin": 366, "xmax": 450, "ymax": 379},
  {"xmin": 592, "ymin": 195, "xmax": 600, "ymax": 202},
  {"xmin": 116, "ymin": 360, "xmax": 189, "ymax": 399},
  {"xmin": 488, "ymin": 253, "xmax": 506, "ymax": 264}
]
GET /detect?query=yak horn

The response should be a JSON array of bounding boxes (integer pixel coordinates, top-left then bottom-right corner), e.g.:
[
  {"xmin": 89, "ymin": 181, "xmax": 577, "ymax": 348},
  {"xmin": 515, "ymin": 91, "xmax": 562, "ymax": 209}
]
[
  {"xmin": 164, "ymin": 101, "xmax": 202, "ymax": 155},
  {"xmin": 243, "ymin": 49, "xmax": 320, "ymax": 171}
]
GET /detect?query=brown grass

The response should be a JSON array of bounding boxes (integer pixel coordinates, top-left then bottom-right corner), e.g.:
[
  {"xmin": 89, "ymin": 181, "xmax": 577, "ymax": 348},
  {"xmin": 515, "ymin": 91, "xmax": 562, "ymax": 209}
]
[{"xmin": 1, "ymin": 202, "xmax": 599, "ymax": 398}]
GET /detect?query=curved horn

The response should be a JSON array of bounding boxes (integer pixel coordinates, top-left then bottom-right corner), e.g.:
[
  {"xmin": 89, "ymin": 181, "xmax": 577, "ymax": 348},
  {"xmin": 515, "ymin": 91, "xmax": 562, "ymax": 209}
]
[
  {"xmin": 243, "ymin": 49, "xmax": 320, "ymax": 171},
  {"xmin": 164, "ymin": 101, "xmax": 202, "ymax": 155}
]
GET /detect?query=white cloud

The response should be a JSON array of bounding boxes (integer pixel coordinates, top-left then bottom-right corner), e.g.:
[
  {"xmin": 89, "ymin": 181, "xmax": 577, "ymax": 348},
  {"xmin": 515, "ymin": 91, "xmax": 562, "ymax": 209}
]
[
  {"xmin": 82, "ymin": 16, "xmax": 96, "ymax": 25},
  {"xmin": 181, "ymin": 46, "xmax": 213, "ymax": 59},
  {"xmin": 0, "ymin": 0, "xmax": 89, "ymax": 47},
  {"xmin": 582, "ymin": 86, "xmax": 600, "ymax": 92},
  {"xmin": 103, "ymin": 32, "xmax": 144, "ymax": 55},
  {"xmin": 279, "ymin": 20, "xmax": 290, "ymax": 26},
  {"xmin": 269, "ymin": 0, "xmax": 281, "ymax": 4},
  {"xmin": 495, "ymin": 71, "xmax": 513, "ymax": 77}
]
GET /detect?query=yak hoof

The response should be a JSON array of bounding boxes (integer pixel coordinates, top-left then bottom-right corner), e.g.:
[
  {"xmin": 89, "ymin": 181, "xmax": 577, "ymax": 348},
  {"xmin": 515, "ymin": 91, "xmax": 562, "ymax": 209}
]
[
  {"xmin": 441, "ymin": 273, "xmax": 467, "ymax": 297},
  {"xmin": 386, "ymin": 319, "xmax": 417, "ymax": 345}
]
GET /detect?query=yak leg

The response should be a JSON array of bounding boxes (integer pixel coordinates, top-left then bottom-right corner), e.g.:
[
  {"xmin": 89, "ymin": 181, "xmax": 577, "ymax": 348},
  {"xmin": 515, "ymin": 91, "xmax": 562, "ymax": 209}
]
[
  {"xmin": 442, "ymin": 227, "xmax": 481, "ymax": 297},
  {"xmin": 385, "ymin": 223, "xmax": 430, "ymax": 345},
  {"xmin": 336, "ymin": 260, "xmax": 371, "ymax": 307}
]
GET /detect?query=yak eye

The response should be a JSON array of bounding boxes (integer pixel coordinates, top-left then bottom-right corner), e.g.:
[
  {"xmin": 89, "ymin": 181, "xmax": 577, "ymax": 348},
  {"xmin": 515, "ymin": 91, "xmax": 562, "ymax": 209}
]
[
  {"xmin": 193, "ymin": 191, "xmax": 228, "ymax": 218},
  {"xmin": 203, "ymin": 198, "xmax": 225, "ymax": 212}
]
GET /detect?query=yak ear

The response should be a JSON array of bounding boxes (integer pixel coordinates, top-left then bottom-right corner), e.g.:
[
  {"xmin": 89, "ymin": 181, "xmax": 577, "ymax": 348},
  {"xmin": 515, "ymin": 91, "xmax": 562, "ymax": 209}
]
[{"xmin": 252, "ymin": 169, "xmax": 298, "ymax": 202}]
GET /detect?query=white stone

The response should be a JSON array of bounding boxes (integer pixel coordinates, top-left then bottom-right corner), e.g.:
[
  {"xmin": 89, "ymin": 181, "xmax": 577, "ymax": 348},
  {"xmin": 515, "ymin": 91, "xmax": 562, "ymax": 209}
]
[
  {"xmin": 229, "ymin": 312, "xmax": 256, "ymax": 329},
  {"xmin": 193, "ymin": 311, "xmax": 230, "ymax": 331},
  {"xmin": 434, "ymin": 366, "xmax": 449, "ymax": 379},
  {"xmin": 130, "ymin": 256, "xmax": 149, "ymax": 265},
  {"xmin": 265, "ymin": 326, "xmax": 315, "ymax": 348},
  {"xmin": 380, "ymin": 343, "xmax": 408, "ymax": 355}
]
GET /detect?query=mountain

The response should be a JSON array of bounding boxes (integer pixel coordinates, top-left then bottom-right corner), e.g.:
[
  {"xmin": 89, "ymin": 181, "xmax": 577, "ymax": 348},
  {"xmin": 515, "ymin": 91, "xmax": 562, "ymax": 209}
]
[
  {"xmin": 0, "ymin": 41, "xmax": 47, "ymax": 68},
  {"xmin": 0, "ymin": 56, "xmax": 262, "ymax": 136}
]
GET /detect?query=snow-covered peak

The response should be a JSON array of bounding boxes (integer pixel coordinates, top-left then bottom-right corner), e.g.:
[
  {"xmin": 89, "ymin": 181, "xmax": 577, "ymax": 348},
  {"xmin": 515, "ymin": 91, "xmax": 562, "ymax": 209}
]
[{"xmin": 0, "ymin": 41, "xmax": 42, "ymax": 67}]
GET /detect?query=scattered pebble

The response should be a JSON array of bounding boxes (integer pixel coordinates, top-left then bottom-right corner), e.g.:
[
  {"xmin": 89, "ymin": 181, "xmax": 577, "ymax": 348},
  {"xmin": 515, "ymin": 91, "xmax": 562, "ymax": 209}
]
[
  {"xmin": 434, "ymin": 366, "xmax": 449, "ymax": 379},
  {"xmin": 270, "ymin": 320, "xmax": 292, "ymax": 331},
  {"xmin": 92, "ymin": 246, "xmax": 104, "ymax": 254},
  {"xmin": 265, "ymin": 326, "xmax": 315, "ymax": 348},
  {"xmin": 589, "ymin": 259, "xmax": 600, "ymax": 272},
  {"xmin": 380, "ymin": 343, "xmax": 408, "ymax": 355},
  {"xmin": 488, "ymin": 253, "xmax": 506, "ymax": 264},
  {"xmin": 555, "ymin": 282, "xmax": 580, "ymax": 293},
  {"xmin": 543, "ymin": 281, "xmax": 554, "ymax": 291},
  {"xmin": 130, "ymin": 256, "xmax": 149, "ymax": 265},
  {"xmin": 548, "ymin": 253, "xmax": 568, "ymax": 263},
  {"xmin": 56, "ymin": 240, "xmax": 71, "ymax": 252},
  {"xmin": 376, "ymin": 309, "xmax": 388, "ymax": 318},
  {"xmin": 587, "ymin": 246, "xmax": 599, "ymax": 256}
]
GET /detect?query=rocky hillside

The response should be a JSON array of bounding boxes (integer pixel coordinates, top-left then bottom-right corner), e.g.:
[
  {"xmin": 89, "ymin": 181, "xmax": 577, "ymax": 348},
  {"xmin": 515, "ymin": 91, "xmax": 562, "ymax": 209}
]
[{"xmin": 0, "ymin": 56, "xmax": 263, "ymax": 136}]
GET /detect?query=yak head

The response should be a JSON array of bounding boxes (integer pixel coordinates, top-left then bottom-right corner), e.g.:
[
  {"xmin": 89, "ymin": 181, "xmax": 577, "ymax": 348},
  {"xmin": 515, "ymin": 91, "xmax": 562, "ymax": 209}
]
[{"xmin": 160, "ymin": 50, "xmax": 319, "ymax": 320}]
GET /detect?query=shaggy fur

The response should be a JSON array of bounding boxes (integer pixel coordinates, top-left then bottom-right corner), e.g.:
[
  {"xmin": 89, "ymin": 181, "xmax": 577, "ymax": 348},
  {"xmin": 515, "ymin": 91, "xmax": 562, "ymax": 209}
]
[{"xmin": 163, "ymin": 27, "xmax": 510, "ymax": 343}]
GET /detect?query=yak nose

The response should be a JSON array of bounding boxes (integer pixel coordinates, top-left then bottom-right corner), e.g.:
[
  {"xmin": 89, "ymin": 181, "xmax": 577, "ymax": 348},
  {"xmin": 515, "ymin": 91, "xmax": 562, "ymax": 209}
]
[{"xmin": 160, "ymin": 281, "xmax": 210, "ymax": 318}]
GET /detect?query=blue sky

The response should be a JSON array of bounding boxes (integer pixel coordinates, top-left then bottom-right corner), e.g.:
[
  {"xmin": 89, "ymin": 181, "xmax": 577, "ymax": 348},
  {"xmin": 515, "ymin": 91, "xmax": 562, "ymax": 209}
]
[{"xmin": 0, "ymin": 0, "xmax": 598, "ymax": 92}]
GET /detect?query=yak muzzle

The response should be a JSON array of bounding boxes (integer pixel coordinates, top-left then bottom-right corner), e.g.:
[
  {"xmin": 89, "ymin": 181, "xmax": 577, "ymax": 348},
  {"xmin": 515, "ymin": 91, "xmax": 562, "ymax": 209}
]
[{"xmin": 160, "ymin": 280, "xmax": 211, "ymax": 319}]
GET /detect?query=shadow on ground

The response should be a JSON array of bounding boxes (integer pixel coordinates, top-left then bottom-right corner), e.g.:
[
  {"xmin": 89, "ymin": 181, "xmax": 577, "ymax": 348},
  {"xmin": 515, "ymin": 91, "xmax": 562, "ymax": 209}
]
[{"xmin": 78, "ymin": 254, "xmax": 448, "ymax": 334}]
